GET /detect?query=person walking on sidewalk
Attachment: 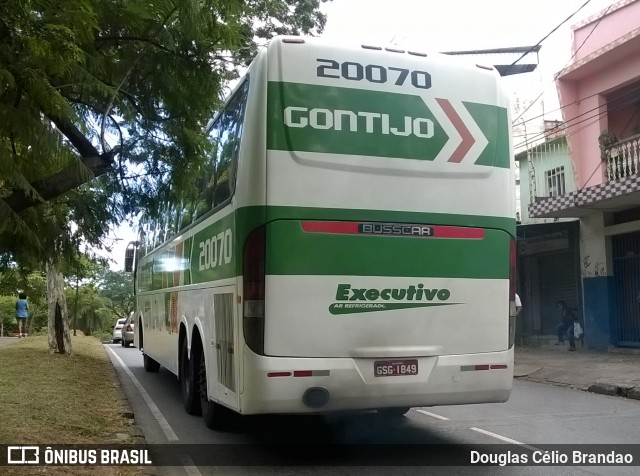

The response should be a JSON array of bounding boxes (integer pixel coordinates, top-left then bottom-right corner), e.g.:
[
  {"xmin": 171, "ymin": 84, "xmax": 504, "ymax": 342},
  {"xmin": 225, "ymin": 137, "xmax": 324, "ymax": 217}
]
[
  {"xmin": 515, "ymin": 293, "xmax": 523, "ymax": 316},
  {"xmin": 15, "ymin": 292, "xmax": 29, "ymax": 338},
  {"xmin": 555, "ymin": 300, "xmax": 576, "ymax": 351}
]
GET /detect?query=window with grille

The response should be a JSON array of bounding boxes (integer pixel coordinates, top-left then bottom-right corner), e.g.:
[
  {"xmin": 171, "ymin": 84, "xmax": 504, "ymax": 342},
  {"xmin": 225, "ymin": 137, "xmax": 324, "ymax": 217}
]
[{"xmin": 545, "ymin": 166, "xmax": 565, "ymax": 197}]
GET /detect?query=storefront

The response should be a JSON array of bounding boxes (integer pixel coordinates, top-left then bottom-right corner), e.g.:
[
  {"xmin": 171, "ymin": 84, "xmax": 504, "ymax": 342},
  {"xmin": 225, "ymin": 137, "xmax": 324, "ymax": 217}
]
[{"xmin": 516, "ymin": 221, "xmax": 582, "ymax": 339}]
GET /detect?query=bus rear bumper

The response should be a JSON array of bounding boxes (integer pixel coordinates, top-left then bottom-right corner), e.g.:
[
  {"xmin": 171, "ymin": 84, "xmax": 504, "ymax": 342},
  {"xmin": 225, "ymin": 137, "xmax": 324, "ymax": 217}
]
[{"xmin": 239, "ymin": 347, "xmax": 514, "ymax": 415}]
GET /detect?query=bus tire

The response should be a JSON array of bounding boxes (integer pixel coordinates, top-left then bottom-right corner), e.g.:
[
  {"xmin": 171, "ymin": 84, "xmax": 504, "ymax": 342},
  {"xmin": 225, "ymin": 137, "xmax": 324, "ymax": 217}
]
[
  {"xmin": 199, "ymin": 349, "xmax": 233, "ymax": 430},
  {"xmin": 181, "ymin": 338, "xmax": 202, "ymax": 415},
  {"xmin": 143, "ymin": 353, "xmax": 160, "ymax": 372},
  {"xmin": 377, "ymin": 407, "xmax": 410, "ymax": 417}
]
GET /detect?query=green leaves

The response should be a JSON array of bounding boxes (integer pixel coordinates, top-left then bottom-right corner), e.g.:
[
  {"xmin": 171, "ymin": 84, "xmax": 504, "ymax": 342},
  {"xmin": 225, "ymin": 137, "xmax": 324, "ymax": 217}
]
[{"xmin": 0, "ymin": 0, "xmax": 328, "ymax": 275}]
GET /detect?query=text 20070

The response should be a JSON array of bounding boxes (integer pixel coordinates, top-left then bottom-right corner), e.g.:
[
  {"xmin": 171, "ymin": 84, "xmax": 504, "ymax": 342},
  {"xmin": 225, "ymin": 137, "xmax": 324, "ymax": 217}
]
[{"xmin": 316, "ymin": 59, "xmax": 431, "ymax": 89}]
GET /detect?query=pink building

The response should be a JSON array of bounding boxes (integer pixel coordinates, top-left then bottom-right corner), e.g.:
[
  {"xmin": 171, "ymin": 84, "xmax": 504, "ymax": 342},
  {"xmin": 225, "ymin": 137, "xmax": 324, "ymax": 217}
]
[{"xmin": 528, "ymin": 0, "xmax": 640, "ymax": 350}]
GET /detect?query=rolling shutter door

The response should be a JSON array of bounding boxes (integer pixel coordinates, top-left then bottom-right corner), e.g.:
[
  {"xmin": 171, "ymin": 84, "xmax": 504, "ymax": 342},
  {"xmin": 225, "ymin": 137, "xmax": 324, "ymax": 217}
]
[{"xmin": 539, "ymin": 252, "xmax": 578, "ymax": 334}]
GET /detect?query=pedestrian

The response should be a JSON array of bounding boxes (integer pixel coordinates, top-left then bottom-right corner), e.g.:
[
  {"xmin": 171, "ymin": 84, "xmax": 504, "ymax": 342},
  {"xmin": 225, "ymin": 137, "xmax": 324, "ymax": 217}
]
[
  {"xmin": 510, "ymin": 293, "xmax": 523, "ymax": 346},
  {"xmin": 15, "ymin": 292, "xmax": 29, "ymax": 338},
  {"xmin": 555, "ymin": 300, "xmax": 576, "ymax": 351}
]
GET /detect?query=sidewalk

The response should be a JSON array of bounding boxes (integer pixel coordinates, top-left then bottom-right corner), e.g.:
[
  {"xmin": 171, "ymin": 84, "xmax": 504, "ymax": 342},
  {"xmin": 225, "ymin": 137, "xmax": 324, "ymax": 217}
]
[
  {"xmin": 515, "ymin": 344, "xmax": 640, "ymax": 400},
  {"xmin": 0, "ymin": 336, "xmax": 19, "ymax": 349}
]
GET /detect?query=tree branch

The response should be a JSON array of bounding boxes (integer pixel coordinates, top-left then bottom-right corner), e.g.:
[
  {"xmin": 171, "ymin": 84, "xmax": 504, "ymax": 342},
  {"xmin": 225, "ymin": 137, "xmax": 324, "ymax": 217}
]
[
  {"xmin": 100, "ymin": 7, "xmax": 179, "ymax": 152},
  {"xmin": 4, "ymin": 156, "xmax": 114, "ymax": 213},
  {"xmin": 95, "ymin": 35, "xmax": 195, "ymax": 61},
  {"xmin": 3, "ymin": 113, "xmax": 115, "ymax": 213}
]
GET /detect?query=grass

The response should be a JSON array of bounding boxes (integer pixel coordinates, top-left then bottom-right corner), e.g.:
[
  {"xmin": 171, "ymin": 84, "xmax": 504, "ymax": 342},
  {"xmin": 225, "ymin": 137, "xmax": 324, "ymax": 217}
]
[{"xmin": 0, "ymin": 334, "xmax": 147, "ymax": 475}]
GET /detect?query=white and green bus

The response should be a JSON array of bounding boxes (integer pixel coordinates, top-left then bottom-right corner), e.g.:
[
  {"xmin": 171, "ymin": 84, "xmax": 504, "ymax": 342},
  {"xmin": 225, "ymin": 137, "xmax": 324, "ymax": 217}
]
[{"xmin": 125, "ymin": 36, "xmax": 517, "ymax": 429}]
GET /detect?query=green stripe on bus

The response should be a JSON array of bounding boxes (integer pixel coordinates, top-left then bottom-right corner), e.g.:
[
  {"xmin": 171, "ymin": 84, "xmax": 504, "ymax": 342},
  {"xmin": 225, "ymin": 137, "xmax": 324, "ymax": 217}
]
[
  {"xmin": 143, "ymin": 206, "xmax": 514, "ymax": 289},
  {"xmin": 267, "ymin": 82, "xmax": 510, "ymax": 168},
  {"xmin": 464, "ymin": 102, "xmax": 510, "ymax": 169},
  {"xmin": 266, "ymin": 219, "xmax": 509, "ymax": 278},
  {"xmin": 267, "ymin": 82, "xmax": 448, "ymax": 161},
  {"xmin": 236, "ymin": 206, "xmax": 514, "ymax": 276},
  {"xmin": 190, "ymin": 213, "xmax": 236, "ymax": 282},
  {"xmin": 236, "ymin": 206, "xmax": 516, "ymax": 238}
]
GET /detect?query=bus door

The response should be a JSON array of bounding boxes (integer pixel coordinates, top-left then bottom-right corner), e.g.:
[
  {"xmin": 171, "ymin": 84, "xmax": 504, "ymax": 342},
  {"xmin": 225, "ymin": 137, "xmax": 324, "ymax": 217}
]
[{"xmin": 209, "ymin": 286, "xmax": 239, "ymax": 410}]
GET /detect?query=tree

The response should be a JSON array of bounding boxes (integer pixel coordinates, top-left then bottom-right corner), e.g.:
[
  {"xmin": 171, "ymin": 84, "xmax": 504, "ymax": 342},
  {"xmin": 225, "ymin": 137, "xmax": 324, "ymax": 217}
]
[
  {"xmin": 0, "ymin": 181, "xmax": 119, "ymax": 353},
  {"xmin": 1, "ymin": 0, "xmax": 328, "ymax": 216},
  {"xmin": 65, "ymin": 284, "xmax": 111, "ymax": 337},
  {"xmin": 95, "ymin": 269, "xmax": 134, "ymax": 321},
  {"xmin": 0, "ymin": 0, "xmax": 328, "ymax": 355},
  {"xmin": 0, "ymin": 295, "xmax": 16, "ymax": 336}
]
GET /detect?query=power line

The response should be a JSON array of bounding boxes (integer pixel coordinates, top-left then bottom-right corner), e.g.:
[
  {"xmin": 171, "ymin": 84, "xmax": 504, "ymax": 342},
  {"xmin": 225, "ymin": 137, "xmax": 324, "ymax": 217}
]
[
  {"xmin": 513, "ymin": 77, "xmax": 640, "ymax": 150},
  {"xmin": 514, "ymin": 82, "xmax": 607, "ymax": 130},
  {"xmin": 517, "ymin": 90, "xmax": 639, "ymax": 198},
  {"xmin": 501, "ymin": 0, "xmax": 592, "ymax": 77},
  {"xmin": 512, "ymin": 1, "xmax": 614, "ymax": 125},
  {"xmin": 514, "ymin": 94, "xmax": 617, "ymax": 151}
]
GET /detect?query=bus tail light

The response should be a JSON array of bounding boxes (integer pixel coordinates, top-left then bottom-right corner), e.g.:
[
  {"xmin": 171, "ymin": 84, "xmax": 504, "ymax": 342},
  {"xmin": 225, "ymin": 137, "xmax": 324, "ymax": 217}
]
[
  {"xmin": 243, "ymin": 226, "xmax": 266, "ymax": 355},
  {"xmin": 508, "ymin": 238, "xmax": 517, "ymax": 348}
]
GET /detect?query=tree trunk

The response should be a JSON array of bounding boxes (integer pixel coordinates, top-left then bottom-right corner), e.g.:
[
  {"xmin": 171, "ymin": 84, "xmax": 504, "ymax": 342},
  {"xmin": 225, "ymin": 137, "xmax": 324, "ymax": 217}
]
[{"xmin": 46, "ymin": 261, "xmax": 72, "ymax": 355}]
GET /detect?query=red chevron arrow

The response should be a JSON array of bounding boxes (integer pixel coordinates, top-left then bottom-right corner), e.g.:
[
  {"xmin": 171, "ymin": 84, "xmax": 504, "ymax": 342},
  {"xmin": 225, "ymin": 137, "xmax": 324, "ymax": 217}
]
[{"xmin": 436, "ymin": 98, "xmax": 475, "ymax": 163}]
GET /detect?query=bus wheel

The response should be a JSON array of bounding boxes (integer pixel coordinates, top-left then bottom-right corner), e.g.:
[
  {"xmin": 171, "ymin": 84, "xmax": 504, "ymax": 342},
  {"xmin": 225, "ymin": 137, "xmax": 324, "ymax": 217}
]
[
  {"xmin": 180, "ymin": 338, "xmax": 201, "ymax": 415},
  {"xmin": 143, "ymin": 353, "xmax": 160, "ymax": 372},
  {"xmin": 198, "ymin": 348, "xmax": 233, "ymax": 430},
  {"xmin": 377, "ymin": 407, "xmax": 410, "ymax": 417}
]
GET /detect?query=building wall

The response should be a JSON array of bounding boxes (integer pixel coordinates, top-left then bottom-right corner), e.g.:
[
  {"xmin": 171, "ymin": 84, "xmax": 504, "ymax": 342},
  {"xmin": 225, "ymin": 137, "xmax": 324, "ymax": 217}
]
[
  {"xmin": 580, "ymin": 214, "xmax": 608, "ymax": 277},
  {"xmin": 518, "ymin": 138, "xmax": 575, "ymax": 225},
  {"xmin": 579, "ymin": 213, "xmax": 613, "ymax": 350},
  {"xmin": 558, "ymin": 0, "xmax": 640, "ymax": 189},
  {"xmin": 572, "ymin": 0, "xmax": 640, "ymax": 61},
  {"xmin": 551, "ymin": 0, "xmax": 640, "ymax": 351},
  {"xmin": 558, "ymin": 53, "xmax": 640, "ymax": 189},
  {"xmin": 557, "ymin": 84, "xmax": 608, "ymax": 189}
]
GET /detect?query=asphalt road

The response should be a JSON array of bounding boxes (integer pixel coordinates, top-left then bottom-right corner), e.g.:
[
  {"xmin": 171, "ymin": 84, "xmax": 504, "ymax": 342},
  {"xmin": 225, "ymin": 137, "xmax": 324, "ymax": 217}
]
[{"xmin": 105, "ymin": 343, "xmax": 640, "ymax": 476}]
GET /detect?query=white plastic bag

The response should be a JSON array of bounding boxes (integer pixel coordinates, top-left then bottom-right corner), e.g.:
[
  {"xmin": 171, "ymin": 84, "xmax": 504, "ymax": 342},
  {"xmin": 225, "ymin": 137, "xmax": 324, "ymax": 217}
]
[{"xmin": 574, "ymin": 322, "xmax": 583, "ymax": 339}]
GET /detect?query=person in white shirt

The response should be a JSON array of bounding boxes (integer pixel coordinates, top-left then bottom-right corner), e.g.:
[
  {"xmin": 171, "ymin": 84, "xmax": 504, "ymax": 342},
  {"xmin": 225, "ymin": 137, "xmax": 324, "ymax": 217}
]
[{"xmin": 514, "ymin": 293, "xmax": 522, "ymax": 316}]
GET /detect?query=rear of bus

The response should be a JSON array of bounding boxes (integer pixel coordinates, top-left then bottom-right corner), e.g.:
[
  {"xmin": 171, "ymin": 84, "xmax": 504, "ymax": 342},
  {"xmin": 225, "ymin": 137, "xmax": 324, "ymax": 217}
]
[{"xmin": 241, "ymin": 37, "xmax": 516, "ymax": 414}]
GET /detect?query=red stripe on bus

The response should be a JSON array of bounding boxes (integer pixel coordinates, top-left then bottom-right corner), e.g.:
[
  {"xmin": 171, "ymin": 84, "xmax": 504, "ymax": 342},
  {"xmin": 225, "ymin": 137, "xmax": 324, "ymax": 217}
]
[
  {"xmin": 433, "ymin": 226, "xmax": 485, "ymax": 239},
  {"xmin": 301, "ymin": 222, "xmax": 359, "ymax": 234},
  {"xmin": 436, "ymin": 98, "xmax": 475, "ymax": 163},
  {"xmin": 267, "ymin": 372, "xmax": 291, "ymax": 377},
  {"xmin": 302, "ymin": 221, "xmax": 484, "ymax": 239},
  {"xmin": 293, "ymin": 370, "xmax": 313, "ymax": 377}
]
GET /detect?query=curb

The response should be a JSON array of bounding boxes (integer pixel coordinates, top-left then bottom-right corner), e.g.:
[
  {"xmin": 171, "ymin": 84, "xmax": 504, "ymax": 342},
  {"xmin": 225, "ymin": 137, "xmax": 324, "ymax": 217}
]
[
  {"xmin": 513, "ymin": 365, "xmax": 541, "ymax": 378},
  {"xmin": 587, "ymin": 382, "xmax": 640, "ymax": 399},
  {"xmin": 106, "ymin": 345, "xmax": 159, "ymax": 476},
  {"xmin": 517, "ymin": 373, "xmax": 640, "ymax": 401}
]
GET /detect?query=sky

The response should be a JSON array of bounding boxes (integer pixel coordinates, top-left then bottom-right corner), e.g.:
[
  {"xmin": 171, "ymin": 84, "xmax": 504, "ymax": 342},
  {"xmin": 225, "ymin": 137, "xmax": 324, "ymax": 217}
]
[
  {"xmin": 106, "ymin": 0, "xmax": 618, "ymax": 269},
  {"xmin": 321, "ymin": 0, "xmax": 616, "ymax": 144}
]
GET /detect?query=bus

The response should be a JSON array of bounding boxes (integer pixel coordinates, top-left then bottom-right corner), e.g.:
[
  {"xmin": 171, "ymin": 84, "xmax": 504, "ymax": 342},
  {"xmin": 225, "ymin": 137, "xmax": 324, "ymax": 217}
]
[{"xmin": 125, "ymin": 36, "xmax": 516, "ymax": 430}]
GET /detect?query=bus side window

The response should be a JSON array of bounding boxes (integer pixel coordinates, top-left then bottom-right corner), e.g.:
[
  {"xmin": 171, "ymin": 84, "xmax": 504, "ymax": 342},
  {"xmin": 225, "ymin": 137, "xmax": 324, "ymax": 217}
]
[
  {"xmin": 203, "ymin": 80, "xmax": 250, "ymax": 210},
  {"xmin": 139, "ymin": 79, "xmax": 250, "ymax": 242}
]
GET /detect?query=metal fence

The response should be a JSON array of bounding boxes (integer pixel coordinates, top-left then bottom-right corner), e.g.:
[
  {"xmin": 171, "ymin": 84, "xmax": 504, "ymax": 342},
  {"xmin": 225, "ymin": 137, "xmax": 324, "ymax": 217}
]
[{"xmin": 606, "ymin": 134, "xmax": 640, "ymax": 181}]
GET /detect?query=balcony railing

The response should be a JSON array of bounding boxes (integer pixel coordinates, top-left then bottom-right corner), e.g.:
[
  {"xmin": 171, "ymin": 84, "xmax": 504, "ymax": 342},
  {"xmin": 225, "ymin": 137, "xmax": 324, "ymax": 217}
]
[{"xmin": 606, "ymin": 133, "xmax": 640, "ymax": 181}]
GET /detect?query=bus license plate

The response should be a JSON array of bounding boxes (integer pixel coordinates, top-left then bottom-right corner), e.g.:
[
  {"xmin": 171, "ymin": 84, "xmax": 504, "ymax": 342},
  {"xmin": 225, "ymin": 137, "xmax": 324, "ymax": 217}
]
[{"xmin": 374, "ymin": 359, "xmax": 418, "ymax": 377}]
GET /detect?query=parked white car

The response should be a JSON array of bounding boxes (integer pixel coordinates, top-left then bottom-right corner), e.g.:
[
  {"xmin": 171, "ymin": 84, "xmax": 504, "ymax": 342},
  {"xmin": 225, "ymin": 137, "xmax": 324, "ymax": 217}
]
[
  {"xmin": 112, "ymin": 318, "xmax": 126, "ymax": 344},
  {"xmin": 121, "ymin": 313, "xmax": 135, "ymax": 348}
]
